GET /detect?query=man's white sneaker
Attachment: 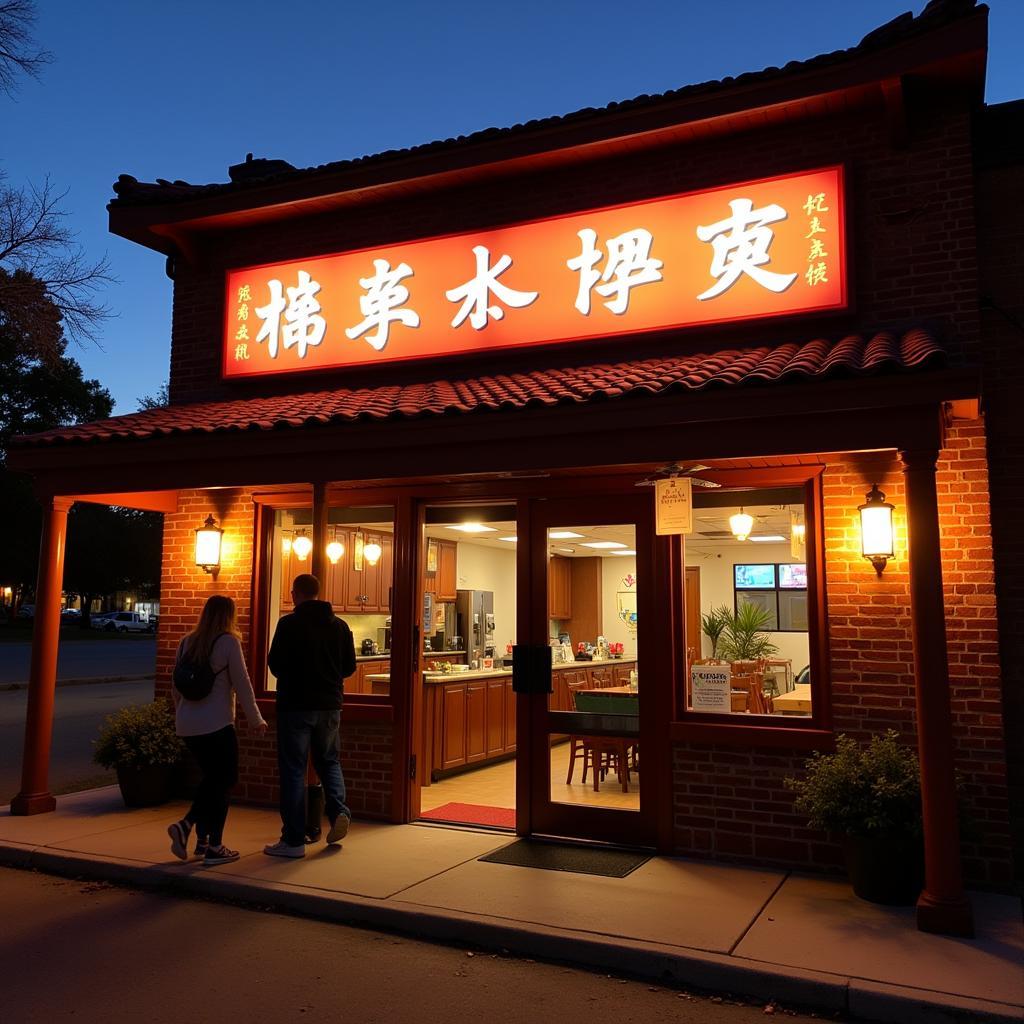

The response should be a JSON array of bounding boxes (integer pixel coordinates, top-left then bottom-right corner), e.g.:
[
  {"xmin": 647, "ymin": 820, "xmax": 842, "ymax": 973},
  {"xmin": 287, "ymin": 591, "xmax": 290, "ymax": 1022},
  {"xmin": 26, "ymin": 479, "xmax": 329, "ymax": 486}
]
[
  {"xmin": 263, "ymin": 840, "xmax": 306, "ymax": 858},
  {"xmin": 326, "ymin": 814, "xmax": 351, "ymax": 845}
]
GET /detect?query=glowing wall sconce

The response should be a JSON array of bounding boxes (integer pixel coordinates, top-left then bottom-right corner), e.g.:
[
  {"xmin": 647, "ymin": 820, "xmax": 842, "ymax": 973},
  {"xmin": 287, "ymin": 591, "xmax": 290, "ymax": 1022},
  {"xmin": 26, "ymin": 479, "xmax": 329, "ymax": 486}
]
[
  {"xmin": 282, "ymin": 535, "xmax": 292, "ymax": 556},
  {"xmin": 363, "ymin": 540, "xmax": 383, "ymax": 567},
  {"xmin": 326, "ymin": 539, "xmax": 345, "ymax": 565},
  {"xmin": 859, "ymin": 484, "xmax": 895, "ymax": 576},
  {"xmin": 195, "ymin": 515, "xmax": 224, "ymax": 575},
  {"xmin": 729, "ymin": 508, "xmax": 754, "ymax": 542},
  {"xmin": 291, "ymin": 532, "xmax": 313, "ymax": 562}
]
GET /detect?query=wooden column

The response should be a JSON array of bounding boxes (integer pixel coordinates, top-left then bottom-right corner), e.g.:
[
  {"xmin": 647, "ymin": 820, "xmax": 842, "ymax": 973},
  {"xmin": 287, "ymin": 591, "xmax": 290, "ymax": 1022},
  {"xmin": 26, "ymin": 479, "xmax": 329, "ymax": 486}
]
[
  {"xmin": 900, "ymin": 449, "xmax": 974, "ymax": 936},
  {"xmin": 310, "ymin": 482, "xmax": 328, "ymax": 584},
  {"xmin": 12, "ymin": 497, "xmax": 73, "ymax": 815}
]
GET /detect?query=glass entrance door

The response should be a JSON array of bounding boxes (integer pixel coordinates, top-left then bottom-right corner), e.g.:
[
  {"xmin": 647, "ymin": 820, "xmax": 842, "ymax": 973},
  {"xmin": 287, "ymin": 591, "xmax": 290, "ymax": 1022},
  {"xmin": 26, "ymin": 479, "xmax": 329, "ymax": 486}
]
[{"xmin": 518, "ymin": 495, "xmax": 658, "ymax": 847}]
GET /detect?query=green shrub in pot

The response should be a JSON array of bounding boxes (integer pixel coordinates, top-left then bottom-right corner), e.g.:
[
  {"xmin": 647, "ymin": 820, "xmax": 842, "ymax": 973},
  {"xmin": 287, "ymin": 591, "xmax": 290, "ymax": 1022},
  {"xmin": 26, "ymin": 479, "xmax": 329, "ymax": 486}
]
[
  {"xmin": 718, "ymin": 601, "xmax": 778, "ymax": 663},
  {"xmin": 785, "ymin": 730, "xmax": 924, "ymax": 904},
  {"xmin": 700, "ymin": 605, "xmax": 732, "ymax": 660},
  {"xmin": 93, "ymin": 699, "xmax": 185, "ymax": 807}
]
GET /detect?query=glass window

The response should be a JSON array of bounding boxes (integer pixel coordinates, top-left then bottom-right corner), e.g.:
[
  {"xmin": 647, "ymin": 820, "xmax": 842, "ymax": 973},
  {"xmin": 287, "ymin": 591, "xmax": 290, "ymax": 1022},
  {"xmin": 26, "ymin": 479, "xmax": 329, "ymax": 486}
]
[
  {"xmin": 267, "ymin": 505, "xmax": 394, "ymax": 697},
  {"xmin": 685, "ymin": 486, "xmax": 814, "ymax": 721}
]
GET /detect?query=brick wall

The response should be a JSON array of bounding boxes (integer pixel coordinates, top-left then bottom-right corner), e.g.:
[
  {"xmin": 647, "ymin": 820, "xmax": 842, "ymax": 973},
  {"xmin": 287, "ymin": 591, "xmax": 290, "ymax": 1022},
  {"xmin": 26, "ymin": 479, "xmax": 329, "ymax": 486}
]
[
  {"xmin": 672, "ymin": 422, "xmax": 1013, "ymax": 887},
  {"xmin": 156, "ymin": 488, "xmax": 395, "ymax": 820},
  {"xmin": 167, "ymin": 95, "xmax": 980, "ymax": 404},
  {"xmin": 974, "ymin": 102, "xmax": 1024, "ymax": 887}
]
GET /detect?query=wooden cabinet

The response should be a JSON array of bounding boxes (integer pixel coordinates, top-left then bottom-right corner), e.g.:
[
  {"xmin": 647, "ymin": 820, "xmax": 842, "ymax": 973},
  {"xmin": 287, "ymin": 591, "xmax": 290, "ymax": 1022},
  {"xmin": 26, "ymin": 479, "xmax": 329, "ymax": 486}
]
[
  {"xmin": 431, "ymin": 674, "xmax": 516, "ymax": 779},
  {"xmin": 441, "ymin": 682, "xmax": 467, "ymax": 770},
  {"xmin": 437, "ymin": 540, "xmax": 457, "ymax": 601},
  {"xmin": 548, "ymin": 556, "xmax": 572, "ymax": 619}
]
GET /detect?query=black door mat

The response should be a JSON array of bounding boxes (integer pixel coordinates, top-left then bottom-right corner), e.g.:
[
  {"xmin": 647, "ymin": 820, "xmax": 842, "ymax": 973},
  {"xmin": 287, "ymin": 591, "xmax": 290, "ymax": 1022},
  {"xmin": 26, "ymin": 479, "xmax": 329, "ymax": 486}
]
[{"xmin": 479, "ymin": 839, "xmax": 650, "ymax": 877}]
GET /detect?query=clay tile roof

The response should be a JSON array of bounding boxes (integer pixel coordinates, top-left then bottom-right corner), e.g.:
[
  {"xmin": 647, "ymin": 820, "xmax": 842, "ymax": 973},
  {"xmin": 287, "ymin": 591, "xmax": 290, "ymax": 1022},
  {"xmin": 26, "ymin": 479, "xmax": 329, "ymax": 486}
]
[
  {"xmin": 12, "ymin": 329, "xmax": 945, "ymax": 450},
  {"xmin": 109, "ymin": 0, "xmax": 980, "ymax": 209}
]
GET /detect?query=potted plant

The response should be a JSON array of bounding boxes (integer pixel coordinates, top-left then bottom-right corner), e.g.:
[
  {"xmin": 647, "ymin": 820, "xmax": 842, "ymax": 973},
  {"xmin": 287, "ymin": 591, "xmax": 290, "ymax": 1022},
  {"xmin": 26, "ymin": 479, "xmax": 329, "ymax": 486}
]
[
  {"xmin": 700, "ymin": 605, "xmax": 732, "ymax": 660},
  {"xmin": 785, "ymin": 730, "xmax": 924, "ymax": 904},
  {"xmin": 718, "ymin": 601, "xmax": 779, "ymax": 663},
  {"xmin": 93, "ymin": 699, "xmax": 185, "ymax": 807}
]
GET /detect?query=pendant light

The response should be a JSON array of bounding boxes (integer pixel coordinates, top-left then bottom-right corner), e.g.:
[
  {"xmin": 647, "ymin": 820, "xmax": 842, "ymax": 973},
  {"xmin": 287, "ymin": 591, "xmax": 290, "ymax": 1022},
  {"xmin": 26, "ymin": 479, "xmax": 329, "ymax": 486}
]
[
  {"xmin": 325, "ymin": 540, "xmax": 345, "ymax": 565},
  {"xmin": 363, "ymin": 540, "xmax": 383, "ymax": 567},
  {"xmin": 291, "ymin": 532, "xmax": 313, "ymax": 562},
  {"xmin": 729, "ymin": 508, "xmax": 754, "ymax": 542}
]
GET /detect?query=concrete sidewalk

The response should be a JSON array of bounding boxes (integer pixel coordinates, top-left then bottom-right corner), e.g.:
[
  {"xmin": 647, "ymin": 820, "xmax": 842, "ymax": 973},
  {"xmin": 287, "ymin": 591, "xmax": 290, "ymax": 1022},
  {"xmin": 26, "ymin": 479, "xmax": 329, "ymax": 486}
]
[{"xmin": 1, "ymin": 788, "xmax": 1020, "ymax": 1024}]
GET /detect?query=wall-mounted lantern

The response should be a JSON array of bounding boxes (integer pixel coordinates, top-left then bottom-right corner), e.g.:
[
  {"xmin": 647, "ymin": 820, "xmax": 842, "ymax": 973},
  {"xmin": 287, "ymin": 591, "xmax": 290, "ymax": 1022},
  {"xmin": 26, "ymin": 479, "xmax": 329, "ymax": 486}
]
[
  {"xmin": 291, "ymin": 532, "xmax": 313, "ymax": 562},
  {"xmin": 326, "ymin": 539, "xmax": 345, "ymax": 565},
  {"xmin": 859, "ymin": 484, "xmax": 895, "ymax": 576},
  {"xmin": 729, "ymin": 508, "xmax": 754, "ymax": 542},
  {"xmin": 195, "ymin": 515, "xmax": 224, "ymax": 575},
  {"xmin": 364, "ymin": 540, "xmax": 383, "ymax": 567}
]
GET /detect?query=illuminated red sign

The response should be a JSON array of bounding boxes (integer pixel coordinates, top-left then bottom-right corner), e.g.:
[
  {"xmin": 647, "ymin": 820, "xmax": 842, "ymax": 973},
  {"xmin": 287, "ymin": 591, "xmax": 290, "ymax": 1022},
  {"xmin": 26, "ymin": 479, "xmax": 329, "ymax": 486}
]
[{"xmin": 223, "ymin": 166, "xmax": 846, "ymax": 378}]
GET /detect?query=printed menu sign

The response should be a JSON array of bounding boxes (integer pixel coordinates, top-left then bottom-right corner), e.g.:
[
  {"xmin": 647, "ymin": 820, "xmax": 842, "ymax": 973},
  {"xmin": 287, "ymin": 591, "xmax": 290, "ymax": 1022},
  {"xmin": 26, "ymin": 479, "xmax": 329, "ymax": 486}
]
[
  {"xmin": 655, "ymin": 477, "xmax": 693, "ymax": 535},
  {"xmin": 691, "ymin": 663, "xmax": 732, "ymax": 713}
]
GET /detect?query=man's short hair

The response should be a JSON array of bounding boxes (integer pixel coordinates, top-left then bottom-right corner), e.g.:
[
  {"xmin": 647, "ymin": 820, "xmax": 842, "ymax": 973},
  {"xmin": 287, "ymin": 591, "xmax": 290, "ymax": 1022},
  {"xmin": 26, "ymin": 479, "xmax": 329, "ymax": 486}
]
[{"xmin": 292, "ymin": 574, "xmax": 320, "ymax": 599}]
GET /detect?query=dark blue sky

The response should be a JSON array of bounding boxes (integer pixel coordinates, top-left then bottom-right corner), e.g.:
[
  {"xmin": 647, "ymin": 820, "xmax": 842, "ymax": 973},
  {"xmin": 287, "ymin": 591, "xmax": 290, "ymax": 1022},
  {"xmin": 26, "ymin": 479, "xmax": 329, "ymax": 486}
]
[{"xmin": 4, "ymin": 1, "xmax": 1021, "ymax": 413}]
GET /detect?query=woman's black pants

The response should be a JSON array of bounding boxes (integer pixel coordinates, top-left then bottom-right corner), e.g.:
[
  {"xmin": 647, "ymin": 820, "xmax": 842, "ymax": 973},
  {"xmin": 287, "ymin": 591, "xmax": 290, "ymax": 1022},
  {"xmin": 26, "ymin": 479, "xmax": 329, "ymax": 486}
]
[{"xmin": 183, "ymin": 725, "xmax": 238, "ymax": 846}]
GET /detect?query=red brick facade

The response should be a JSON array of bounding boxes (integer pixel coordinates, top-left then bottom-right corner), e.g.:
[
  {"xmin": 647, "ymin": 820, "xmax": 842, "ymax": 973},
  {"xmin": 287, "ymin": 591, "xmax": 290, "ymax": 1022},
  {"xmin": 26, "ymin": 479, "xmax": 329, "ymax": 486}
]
[{"xmin": 672, "ymin": 423, "xmax": 1013, "ymax": 886}]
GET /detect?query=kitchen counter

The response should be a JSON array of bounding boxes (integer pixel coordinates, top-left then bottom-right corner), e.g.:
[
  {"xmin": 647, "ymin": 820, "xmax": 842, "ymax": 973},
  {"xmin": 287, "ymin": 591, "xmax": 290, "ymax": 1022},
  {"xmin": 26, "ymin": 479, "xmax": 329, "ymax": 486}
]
[
  {"xmin": 366, "ymin": 656, "xmax": 635, "ymax": 684},
  {"xmin": 355, "ymin": 650, "xmax": 466, "ymax": 662}
]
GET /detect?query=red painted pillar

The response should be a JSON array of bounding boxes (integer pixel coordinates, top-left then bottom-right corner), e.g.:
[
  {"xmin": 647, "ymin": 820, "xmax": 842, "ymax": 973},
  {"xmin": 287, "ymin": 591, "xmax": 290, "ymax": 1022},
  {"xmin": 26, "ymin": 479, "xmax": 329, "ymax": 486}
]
[
  {"xmin": 12, "ymin": 497, "xmax": 73, "ymax": 815},
  {"xmin": 900, "ymin": 450, "xmax": 974, "ymax": 936}
]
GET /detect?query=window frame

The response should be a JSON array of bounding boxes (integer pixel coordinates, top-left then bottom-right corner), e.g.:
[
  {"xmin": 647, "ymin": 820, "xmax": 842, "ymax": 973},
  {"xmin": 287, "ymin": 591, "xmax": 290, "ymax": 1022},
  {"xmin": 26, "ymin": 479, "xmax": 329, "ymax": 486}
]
[{"xmin": 672, "ymin": 466, "xmax": 832, "ymax": 745}]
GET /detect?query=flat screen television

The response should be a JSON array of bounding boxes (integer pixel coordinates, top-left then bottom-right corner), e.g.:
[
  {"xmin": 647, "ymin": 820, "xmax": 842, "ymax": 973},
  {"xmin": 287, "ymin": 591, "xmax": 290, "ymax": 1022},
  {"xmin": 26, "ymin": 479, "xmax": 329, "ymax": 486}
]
[
  {"xmin": 778, "ymin": 563, "xmax": 807, "ymax": 589},
  {"xmin": 734, "ymin": 564, "xmax": 776, "ymax": 589}
]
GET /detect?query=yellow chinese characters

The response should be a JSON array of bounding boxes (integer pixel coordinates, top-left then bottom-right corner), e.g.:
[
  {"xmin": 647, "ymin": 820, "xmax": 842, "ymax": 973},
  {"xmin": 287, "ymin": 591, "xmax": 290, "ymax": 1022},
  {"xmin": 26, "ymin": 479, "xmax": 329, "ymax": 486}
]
[
  {"xmin": 803, "ymin": 194, "xmax": 829, "ymax": 287},
  {"xmin": 234, "ymin": 284, "xmax": 253, "ymax": 354}
]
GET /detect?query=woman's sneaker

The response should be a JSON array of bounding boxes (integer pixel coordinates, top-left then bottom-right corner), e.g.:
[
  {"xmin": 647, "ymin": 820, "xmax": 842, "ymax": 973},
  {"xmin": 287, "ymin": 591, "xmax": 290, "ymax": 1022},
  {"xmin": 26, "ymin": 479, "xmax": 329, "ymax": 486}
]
[
  {"xmin": 167, "ymin": 819, "xmax": 191, "ymax": 861},
  {"xmin": 203, "ymin": 844, "xmax": 240, "ymax": 866},
  {"xmin": 326, "ymin": 814, "xmax": 351, "ymax": 845}
]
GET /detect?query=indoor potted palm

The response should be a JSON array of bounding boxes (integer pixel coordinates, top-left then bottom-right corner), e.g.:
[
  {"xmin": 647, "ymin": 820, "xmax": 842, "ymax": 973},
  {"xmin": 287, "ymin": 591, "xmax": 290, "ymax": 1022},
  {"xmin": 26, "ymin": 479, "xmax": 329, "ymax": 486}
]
[
  {"xmin": 718, "ymin": 601, "xmax": 779, "ymax": 663},
  {"xmin": 93, "ymin": 699, "xmax": 185, "ymax": 807},
  {"xmin": 785, "ymin": 730, "xmax": 924, "ymax": 904},
  {"xmin": 700, "ymin": 605, "xmax": 731, "ymax": 660}
]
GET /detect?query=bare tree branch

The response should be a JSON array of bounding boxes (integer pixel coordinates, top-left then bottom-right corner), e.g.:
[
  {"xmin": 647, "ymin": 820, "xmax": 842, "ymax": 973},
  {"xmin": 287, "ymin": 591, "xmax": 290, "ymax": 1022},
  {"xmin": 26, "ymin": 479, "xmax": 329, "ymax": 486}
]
[
  {"xmin": 0, "ymin": 0, "xmax": 52, "ymax": 97},
  {"xmin": 0, "ymin": 174, "xmax": 114, "ymax": 343}
]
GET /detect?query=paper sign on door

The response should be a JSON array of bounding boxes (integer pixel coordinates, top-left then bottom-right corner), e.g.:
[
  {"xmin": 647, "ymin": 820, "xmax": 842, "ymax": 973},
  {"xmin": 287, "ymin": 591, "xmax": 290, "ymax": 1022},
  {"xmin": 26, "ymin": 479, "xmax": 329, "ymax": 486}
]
[
  {"xmin": 691, "ymin": 663, "xmax": 732, "ymax": 713},
  {"xmin": 655, "ymin": 477, "xmax": 693, "ymax": 535}
]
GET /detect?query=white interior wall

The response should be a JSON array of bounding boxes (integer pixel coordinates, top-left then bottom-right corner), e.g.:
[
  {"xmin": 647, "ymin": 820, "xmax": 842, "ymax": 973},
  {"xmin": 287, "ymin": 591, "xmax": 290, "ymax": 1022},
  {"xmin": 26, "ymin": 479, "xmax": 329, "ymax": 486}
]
[
  {"xmin": 685, "ymin": 542, "xmax": 809, "ymax": 670},
  {"xmin": 455, "ymin": 541, "xmax": 517, "ymax": 655},
  {"xmin": 601, "ymin": 555, "xmax": 638, "ymax": 658}
]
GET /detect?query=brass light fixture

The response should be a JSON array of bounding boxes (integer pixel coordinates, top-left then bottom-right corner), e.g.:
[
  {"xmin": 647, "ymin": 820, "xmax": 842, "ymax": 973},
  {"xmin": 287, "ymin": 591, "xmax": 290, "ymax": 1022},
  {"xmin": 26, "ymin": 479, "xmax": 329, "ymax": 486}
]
[
  {"xmin": 363, "ymin": 540, "xmax": 383, "ymax": 567},
  {"xmin": 859, "ymin": 484, "xmax": 895, "ymax": 576},
  {"xmin": 194, "ymin": 515, "xmax": 224, "ymax": 574},
  {"xmin": 729, "ymin": 508, "xmax": 754, "ymax": 542},
  {"xmin": 291, "ymin": 531, "xmax": 313, "ymax": 562},
  {"xmin": 325, "ymin": 539, "xmax": 345, "ymax": 565}
]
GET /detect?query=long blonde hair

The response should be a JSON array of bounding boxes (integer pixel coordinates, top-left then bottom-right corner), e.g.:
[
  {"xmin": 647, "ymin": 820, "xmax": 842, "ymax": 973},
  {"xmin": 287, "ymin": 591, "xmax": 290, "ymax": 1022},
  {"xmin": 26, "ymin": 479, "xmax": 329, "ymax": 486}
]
[{"xmin": 184, "ymin": 595, "xmax": 240, "ymax": 664}]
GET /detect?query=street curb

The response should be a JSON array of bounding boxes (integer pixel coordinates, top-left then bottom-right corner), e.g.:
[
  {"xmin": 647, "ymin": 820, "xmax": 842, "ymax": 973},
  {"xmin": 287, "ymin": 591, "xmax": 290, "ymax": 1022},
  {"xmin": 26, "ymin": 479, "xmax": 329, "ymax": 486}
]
[
  {"xmin": 0, "ymin": 674, "xmax": 155, "ymax": 692},
  {"xmin": 0, "ymin": 841, "xmax": 1019, "ymax": 1024}
]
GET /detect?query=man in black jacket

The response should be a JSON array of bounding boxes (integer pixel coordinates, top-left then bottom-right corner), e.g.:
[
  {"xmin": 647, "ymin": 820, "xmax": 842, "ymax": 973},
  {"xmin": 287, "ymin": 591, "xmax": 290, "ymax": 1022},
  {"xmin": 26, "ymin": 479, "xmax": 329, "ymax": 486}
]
[{"xmin": 264, "ymin": 573, "xmax": 356, "ymax": 858}]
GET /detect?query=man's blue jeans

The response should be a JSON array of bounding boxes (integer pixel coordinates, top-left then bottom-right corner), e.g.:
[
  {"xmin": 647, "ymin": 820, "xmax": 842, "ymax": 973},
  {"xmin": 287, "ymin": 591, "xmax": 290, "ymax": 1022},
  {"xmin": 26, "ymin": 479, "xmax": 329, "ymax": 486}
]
[{"xmin": 277, "ymin": 710, "xmax": 350, "ymax": 847}]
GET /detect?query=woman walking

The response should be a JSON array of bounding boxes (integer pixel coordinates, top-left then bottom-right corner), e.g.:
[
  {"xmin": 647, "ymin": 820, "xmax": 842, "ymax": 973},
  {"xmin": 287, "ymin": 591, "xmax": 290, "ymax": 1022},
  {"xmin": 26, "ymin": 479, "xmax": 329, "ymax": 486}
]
[{"xmin": 167, "ymin": 595, "xmax": 267, "ymax": 865}]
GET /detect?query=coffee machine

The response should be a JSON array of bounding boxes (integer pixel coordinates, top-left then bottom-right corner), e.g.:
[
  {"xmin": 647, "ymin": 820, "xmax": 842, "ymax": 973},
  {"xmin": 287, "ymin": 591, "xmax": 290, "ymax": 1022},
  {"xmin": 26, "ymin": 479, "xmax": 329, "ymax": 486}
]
[{"xmin": 455, "ymin": 589, "xmax": 495, "ymax": 667}]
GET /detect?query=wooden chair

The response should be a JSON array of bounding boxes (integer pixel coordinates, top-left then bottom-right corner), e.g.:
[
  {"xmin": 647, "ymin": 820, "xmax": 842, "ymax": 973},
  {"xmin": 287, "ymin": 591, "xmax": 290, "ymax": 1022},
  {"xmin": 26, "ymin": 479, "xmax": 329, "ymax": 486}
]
[
  {"xmin": 565, "ymin": 683, "xmax": 635, "ymax": 792},
  {"xmin": 731, "ymin": 661, "xmax": 774, "ymax": 715}
]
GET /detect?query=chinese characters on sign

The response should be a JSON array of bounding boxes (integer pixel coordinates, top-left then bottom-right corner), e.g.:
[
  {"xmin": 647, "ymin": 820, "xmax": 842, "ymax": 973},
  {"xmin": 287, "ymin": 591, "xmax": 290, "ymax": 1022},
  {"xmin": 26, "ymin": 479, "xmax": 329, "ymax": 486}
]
[{"xmin": 224, "ymin": 167, "xmax": 845, "ymax": 377}]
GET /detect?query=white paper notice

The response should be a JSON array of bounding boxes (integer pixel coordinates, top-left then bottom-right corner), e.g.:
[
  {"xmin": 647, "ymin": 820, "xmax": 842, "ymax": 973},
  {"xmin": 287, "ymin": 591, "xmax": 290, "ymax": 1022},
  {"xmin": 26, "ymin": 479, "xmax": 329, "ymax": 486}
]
[
  {"xmin": 691, "ymin": 663, "xmax": 732, "ymax": 713},
  {"xmin": 655, "ymin": 477, "xmax": 693, "ymax": 535}
]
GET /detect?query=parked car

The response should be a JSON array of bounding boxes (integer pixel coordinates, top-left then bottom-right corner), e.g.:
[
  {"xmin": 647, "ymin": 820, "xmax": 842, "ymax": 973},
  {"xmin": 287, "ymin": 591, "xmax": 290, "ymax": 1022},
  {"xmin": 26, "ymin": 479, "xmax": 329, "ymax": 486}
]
[
  {"xmin": 89, "ymin": 611, "xmax": 117, "ymax": 629},
  {"xmin": 60, "ymin": 608, "xmax": 81, "ymax": 620},
  {"xmin": 107, "ymin": 611, "xmax": 155, "ymax": 634}
]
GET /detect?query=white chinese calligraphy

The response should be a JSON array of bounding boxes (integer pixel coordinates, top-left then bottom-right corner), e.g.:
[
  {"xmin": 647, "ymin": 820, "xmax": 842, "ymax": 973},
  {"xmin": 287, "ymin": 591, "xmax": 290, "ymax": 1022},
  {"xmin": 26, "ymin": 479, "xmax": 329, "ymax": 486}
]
[
  {"xmin": 446, "ymin": 245, "xmax": 539, "ymax": 330},
  {"xmin": 345, "ymin": 259, "xmax": 420, "ymax": 351},
  {"xmin": 695, "ymin": 198, "xmax": 797, "ymax": 301},
  {"xmin": 567, "ymin": 228, "xmax": 663, "ymax": 315},
  {"xmin": 254, "ymin": 270, "xmax": 327, "ymax": 359}
]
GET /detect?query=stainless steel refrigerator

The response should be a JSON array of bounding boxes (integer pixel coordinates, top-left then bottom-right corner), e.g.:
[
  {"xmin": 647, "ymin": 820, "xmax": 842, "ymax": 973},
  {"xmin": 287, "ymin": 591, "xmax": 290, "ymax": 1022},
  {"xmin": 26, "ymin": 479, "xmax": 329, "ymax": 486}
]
[{"xmin": 455, "ymin": 589, "xmax": 495, "ymax": 666}]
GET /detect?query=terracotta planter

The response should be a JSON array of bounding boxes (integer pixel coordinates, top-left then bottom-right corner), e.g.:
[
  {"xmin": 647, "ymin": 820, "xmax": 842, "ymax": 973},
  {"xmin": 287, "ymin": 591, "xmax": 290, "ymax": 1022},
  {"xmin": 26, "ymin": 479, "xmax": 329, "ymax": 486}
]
[
  {"xmin": 842, "ymin": 834, "xmax": 924, "ymax": 905},
  {"xmin": 115, "ymin": 764, "xmax": 174, "ymax": 807}
]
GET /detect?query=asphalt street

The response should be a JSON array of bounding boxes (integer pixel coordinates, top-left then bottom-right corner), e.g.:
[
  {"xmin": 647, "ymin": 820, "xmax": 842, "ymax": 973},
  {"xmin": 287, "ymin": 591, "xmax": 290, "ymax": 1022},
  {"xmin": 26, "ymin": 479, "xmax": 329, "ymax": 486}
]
[
  {"xmin": 0, "ymin": 637, "xmax": 157, "ymax": 684},
  {"xmin": 0, "ymin": 866, "xmax": 790, "ymax": 1024},
  {"xmin": 0, "ymin": 679, "xmax": 154, "ymax": 802}
]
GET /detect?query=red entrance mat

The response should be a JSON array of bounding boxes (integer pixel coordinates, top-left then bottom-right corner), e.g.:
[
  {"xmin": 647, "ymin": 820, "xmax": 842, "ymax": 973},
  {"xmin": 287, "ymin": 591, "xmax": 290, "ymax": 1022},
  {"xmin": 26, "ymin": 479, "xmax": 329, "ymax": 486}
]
[{"xmin": 420, "ymin": 802, "xmax": 516, "ymax": 829}]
